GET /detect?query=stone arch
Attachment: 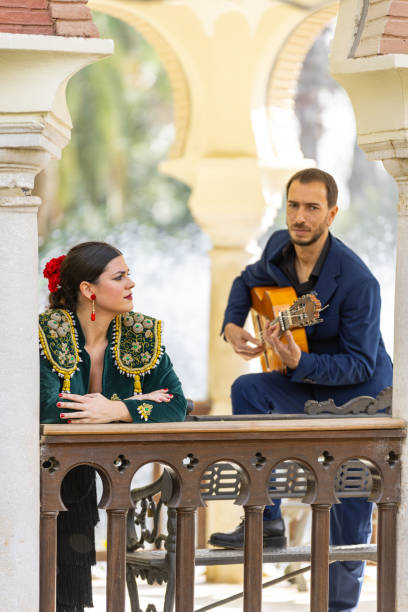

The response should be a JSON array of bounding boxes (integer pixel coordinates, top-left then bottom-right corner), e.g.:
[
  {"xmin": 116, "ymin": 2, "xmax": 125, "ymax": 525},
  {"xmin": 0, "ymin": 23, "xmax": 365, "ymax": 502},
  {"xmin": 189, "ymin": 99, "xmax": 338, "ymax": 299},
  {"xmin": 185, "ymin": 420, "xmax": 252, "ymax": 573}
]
[
  {"xmin": 266, "ymin": 2, "xmax": 338, "ymax": 161},
  {"xmin": 89, "ymin": 0, "xmax": 191, "ymax": 159}
]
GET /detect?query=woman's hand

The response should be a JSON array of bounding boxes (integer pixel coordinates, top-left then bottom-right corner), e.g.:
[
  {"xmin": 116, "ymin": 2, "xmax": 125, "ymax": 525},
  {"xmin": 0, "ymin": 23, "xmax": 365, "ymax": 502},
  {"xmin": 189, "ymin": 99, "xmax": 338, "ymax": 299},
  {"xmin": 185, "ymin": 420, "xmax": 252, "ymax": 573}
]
[
  {"xmin": 125, "ymin": 389, "xmax": 173, "ymax": 403},
  {"xmin": 58, "ymin": 393, "xmax": 132, "ymax": 423},
  {"xmin": 263, "ymin": 323, "xmax": 301, "ymax": 370}
]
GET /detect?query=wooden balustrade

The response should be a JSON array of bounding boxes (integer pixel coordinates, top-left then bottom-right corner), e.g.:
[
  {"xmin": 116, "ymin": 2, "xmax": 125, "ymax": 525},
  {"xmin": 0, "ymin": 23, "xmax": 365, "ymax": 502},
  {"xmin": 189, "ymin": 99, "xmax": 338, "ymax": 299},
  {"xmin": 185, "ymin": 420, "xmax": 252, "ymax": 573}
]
[{"xmin": 40, "ymin": 417, "xmax": 405, "ymax": 612}]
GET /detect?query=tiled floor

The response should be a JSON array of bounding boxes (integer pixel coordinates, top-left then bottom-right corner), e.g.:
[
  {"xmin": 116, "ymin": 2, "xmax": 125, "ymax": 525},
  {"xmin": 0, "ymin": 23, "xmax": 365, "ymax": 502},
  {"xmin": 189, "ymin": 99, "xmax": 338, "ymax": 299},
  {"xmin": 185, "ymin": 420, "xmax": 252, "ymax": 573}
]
[{"xmin": 91, "ymin": 563, "xmax": 377, "ymax": 610}]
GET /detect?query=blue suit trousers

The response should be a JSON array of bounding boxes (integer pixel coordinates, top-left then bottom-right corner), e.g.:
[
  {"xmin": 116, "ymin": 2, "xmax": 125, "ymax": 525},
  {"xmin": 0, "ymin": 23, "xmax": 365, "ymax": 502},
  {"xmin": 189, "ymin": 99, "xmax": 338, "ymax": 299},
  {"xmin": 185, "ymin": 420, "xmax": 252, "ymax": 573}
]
[{"xmin": 231, "ymin": 371, "xmax": 373, "ymax": 612}]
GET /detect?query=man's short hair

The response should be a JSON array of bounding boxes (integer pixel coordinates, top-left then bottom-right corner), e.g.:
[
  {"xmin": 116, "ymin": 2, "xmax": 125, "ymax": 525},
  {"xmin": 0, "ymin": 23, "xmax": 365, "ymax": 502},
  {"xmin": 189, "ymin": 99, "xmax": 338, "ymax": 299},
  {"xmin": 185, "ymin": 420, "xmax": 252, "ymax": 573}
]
[{"xmin": 286, "ymin": 168, "xmax": 338, "ymax": 209}]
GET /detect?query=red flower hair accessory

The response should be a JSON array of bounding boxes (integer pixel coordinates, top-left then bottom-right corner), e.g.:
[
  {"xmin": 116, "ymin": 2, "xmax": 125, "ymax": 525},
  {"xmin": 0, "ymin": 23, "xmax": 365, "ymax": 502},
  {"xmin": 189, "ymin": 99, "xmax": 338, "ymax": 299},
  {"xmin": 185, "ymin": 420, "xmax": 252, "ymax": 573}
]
[{"xmin": 43, "ymin": 255, "xmax": 66, "ymax": 293}]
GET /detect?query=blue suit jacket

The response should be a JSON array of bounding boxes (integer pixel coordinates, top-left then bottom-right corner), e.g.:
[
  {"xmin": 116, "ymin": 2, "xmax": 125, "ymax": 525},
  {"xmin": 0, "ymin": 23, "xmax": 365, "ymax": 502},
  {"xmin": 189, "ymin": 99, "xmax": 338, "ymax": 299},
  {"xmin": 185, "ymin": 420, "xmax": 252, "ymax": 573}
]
[{"xmin": 222, "ymin": 230, "xmax": 393, "ymax": 403}]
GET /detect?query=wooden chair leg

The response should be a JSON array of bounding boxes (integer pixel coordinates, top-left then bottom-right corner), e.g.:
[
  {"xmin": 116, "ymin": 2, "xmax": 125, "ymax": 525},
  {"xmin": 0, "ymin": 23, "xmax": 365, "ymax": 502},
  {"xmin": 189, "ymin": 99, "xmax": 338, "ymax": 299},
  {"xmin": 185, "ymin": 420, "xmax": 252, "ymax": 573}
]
[
  {"xmin": 163, "ymin": 551, "xmax": 176, "ymax": 612},
  {"xmin": 175, "ymin": 507, "xmax": 196, "ymax": 612},
  {"xmin": 126, "ymin": 564, "xmax": 143, "ymax": 612},
  {"xmin": 164, "ymin": 507, "xmax": 177, "ymax": 612},
  {"xmin": 107, "ymin": 508, "xmax": 128, "ymax": 612},
  {"xmin": 310, "ymin": 504, "xmax": 331, "ymax": 612},
  {"xmin": 40, "ymin": 510, "xmax": 58, "ymax": 612},
  {"xmin": 377, "ymin": 502, "xmax": 397, "ymax": 612},
  {"xmin": 243, "ymin": 505, "xmax": 263, "ymax": 612}
]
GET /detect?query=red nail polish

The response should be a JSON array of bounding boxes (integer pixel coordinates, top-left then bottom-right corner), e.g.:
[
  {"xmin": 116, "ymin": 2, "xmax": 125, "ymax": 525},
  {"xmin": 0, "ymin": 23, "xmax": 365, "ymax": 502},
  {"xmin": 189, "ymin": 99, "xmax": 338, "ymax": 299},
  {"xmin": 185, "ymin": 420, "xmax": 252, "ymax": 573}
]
[
  {"xmin": 58, "ymin": 393, "xmax": 63, "ymax": 397},
  {"xmin": 60, "ymin": 414, "xmax": 65, "ymax": 418},
  {"xmin": 67, "ymin": 420, "xmax": 71, "ymax": 424},
  {"xmin": 170, "ymin": 395, "xmax": 173, "ymax": 398},
  {"xmin": 57, "ymin": 402, "xmax": 61, "ymax": 407}
]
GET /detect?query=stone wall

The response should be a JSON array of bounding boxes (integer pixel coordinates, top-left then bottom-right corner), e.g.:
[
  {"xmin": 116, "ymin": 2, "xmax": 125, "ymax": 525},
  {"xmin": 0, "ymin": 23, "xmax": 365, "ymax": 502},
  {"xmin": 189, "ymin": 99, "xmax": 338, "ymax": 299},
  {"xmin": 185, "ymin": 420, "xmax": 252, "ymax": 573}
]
[{"xmin": 0, "ymin": 0, "xmax": 99, "ymax": 37}]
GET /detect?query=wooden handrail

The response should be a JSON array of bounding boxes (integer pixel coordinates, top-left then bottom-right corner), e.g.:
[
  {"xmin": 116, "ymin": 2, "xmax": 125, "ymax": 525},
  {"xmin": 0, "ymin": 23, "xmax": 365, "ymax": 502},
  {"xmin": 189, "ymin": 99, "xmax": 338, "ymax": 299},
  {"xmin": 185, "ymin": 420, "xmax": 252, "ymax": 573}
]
[
  {"xmin": 40, "ymin": 416, "xmax": 405, "ymax": 612},
  {"xmin": 41, "ymin": 416, "xmax": 405, "ymax": 436}
]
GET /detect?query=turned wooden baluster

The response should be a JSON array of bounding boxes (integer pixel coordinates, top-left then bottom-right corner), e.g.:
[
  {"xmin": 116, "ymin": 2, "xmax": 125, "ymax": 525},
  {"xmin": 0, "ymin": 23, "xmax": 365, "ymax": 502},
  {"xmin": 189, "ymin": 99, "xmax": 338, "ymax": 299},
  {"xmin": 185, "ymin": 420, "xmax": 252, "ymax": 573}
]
[
  {"xmin": 106, "ymin": 508, "xmax": 129, "ymax": 612},
  {"xmin": 377, "ymin": 502, "xmax": 398, "ymax": 612},
  {"xmin": 175, "ymin": 507, "xmax": 196, "ymax": 612},
  {"xmin": 243, "ymin": 505, "xmax": 264, "ymax": 612},
  {"xmin": 40, "ymin": 510, "xmax": 58, "ymax": 612},
  {"xmin": 311, "ymin": 503, "xmax": 331, "ymax": 612}
]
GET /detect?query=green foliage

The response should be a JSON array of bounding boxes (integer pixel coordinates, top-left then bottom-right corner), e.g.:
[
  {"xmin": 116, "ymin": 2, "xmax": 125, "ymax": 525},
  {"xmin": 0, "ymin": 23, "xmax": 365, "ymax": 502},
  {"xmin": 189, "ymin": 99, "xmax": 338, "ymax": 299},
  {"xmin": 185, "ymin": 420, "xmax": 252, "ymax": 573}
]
[{"xmin": 55, "ymin": 12, "xmax": 192, "ymax": 235}]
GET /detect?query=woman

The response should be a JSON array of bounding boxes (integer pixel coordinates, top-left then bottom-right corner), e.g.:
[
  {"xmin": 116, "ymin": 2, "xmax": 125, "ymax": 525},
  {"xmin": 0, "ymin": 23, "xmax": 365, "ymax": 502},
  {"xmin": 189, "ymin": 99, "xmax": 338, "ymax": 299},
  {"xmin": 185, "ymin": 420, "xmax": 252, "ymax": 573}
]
[{"xmin": 40, "ymin": 241, "xmax": 187, "ymax": 612}]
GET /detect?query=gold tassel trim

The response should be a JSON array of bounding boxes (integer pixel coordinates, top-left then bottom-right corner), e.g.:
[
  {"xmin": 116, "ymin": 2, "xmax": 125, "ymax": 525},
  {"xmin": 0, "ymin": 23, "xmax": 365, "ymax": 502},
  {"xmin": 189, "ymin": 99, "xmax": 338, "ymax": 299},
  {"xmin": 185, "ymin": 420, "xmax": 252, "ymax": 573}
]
[
  {"xmin": 134, "ymin": 375, "xmax": 142, "ymax": 394},
  {"xmin": 62, "ymin": 374, "xmax": 71, "ymax": 393}
]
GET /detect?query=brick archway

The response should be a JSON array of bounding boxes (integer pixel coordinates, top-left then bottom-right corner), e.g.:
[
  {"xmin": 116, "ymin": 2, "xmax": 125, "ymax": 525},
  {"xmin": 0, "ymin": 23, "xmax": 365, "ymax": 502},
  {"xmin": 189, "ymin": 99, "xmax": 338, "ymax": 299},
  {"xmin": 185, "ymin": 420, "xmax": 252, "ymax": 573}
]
[
  {"xmin": 89, "ymin": 0, "xmax": 191, "ymax": 160},
  {"xmin": 266, "ymin": 2, "xmax": 338, "ymax": 161}
]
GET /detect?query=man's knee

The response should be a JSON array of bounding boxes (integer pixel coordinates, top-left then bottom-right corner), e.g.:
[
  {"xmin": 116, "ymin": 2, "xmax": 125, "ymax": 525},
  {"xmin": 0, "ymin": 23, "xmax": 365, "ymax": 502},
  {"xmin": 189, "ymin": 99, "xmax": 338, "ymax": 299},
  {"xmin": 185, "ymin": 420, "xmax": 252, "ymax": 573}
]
[
  {"xmin": 231, "ymin": 374, "xmax": 262, "ymax": 415},
  {"xmin": 231, "ymin": 375, "xmax": 250, "ymax": 413}
]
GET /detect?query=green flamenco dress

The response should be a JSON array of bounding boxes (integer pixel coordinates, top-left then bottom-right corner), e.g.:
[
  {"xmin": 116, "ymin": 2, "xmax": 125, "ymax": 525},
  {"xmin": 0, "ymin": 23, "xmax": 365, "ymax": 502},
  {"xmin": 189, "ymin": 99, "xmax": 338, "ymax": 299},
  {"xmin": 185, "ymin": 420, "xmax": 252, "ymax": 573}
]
[{"xmin": 39, "ymin": 309, "xmax": 187, "ymax": 611}]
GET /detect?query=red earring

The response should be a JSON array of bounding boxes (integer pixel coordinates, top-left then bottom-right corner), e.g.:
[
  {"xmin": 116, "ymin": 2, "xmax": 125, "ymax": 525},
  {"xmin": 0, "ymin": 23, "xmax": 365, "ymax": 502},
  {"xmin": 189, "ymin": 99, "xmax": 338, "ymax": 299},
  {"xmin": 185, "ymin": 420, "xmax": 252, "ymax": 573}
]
[{"xmin": 90, "ymin": 294, "xmax": 96, "ymax": 321}]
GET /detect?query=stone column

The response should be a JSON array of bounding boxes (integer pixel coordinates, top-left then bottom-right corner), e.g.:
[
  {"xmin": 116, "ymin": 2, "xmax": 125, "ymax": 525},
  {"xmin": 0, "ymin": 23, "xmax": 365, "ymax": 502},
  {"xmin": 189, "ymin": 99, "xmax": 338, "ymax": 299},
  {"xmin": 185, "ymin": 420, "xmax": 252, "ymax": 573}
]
[
  {"xmin": 0, "ymin": 34, "xmax": 112, "ymax": 610},
  {"xmin": 164, "ymin": 156, "xmax": 301, "ymax": 581},
  {"xmin": 330, "ymin": 0, "xmax": 408, "ymax": 606},
  {"xmin": 381, "ymin": 159, "xmax": 408, "ymax": 610},
  {"xmin": 0, "ymin": 192, "xmax": 42, "ymax": 610},
  {"xmin": 190, "ymin": 157, "xmax": 273, "ymax": 583},
  {"xmin": 189, "ymin": 158, "xmax": 268, "ymax": 415}
]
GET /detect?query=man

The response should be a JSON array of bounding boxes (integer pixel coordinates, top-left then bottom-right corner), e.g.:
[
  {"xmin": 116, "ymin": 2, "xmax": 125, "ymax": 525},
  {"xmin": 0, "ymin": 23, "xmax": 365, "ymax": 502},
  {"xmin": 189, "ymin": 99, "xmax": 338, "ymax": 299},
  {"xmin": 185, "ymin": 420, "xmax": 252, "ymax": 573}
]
[{"xmin": 209, "ymin": 168, "xmax": 393, "ymax": 612}]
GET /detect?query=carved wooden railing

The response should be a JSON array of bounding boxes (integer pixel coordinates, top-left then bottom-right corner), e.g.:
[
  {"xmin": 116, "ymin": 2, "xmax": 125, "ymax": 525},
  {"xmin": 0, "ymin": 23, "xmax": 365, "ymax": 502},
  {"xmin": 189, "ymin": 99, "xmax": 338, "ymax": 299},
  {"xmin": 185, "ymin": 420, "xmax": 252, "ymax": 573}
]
[{"xmin": 40, "ymin": 416, "xmax": 405, "ymax": 612}]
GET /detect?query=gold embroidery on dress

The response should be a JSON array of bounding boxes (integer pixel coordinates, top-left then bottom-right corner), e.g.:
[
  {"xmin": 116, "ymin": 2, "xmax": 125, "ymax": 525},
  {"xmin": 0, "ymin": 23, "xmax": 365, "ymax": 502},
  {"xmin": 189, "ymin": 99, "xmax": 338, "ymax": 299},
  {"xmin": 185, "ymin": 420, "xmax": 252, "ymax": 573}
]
[
  {"xmin": 39, "ymin": 310, "xmax": 80, "ymax": 393},
  {"xmin": 137, "ymin": 403, "xmax": 153, "ymax": 422},
  {"xmin": 112, "ymin": 312, "xmax": 163, "ymax": 393},
  {"xmin": 39, "ymin": 310, "xmax": 164, "ymax": 395}
]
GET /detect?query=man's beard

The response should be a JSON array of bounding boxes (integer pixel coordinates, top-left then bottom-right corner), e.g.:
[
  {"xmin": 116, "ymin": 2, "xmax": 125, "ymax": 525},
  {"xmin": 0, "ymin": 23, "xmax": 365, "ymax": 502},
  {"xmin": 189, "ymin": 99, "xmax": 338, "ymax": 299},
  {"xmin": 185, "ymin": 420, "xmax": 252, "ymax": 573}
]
[{"xmin": 288, "ymin": 221, "xmax": 327, "ymax": 247}]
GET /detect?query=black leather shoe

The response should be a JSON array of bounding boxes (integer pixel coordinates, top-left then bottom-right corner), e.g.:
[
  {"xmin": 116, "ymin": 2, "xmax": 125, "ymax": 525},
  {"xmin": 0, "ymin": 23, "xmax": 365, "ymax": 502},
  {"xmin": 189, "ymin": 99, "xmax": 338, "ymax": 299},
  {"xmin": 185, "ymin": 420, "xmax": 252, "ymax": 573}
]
[{"xmin": 209, "ymin": 518, "xmax": 286, "ymax": 550}]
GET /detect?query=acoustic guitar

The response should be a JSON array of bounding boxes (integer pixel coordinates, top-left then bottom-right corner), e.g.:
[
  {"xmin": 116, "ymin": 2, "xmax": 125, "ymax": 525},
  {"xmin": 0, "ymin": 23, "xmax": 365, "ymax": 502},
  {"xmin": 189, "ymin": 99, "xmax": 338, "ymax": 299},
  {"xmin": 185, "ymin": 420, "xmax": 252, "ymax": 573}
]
[{"xmin": 251, "ymin": 286, "xmax": 323, "ymax": 372}]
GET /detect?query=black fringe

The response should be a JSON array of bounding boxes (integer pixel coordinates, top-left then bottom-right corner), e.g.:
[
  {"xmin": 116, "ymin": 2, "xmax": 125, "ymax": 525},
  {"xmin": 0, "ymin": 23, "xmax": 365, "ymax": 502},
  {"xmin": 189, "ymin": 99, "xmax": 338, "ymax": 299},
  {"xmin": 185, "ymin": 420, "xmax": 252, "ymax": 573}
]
[{"xmin": 57, "ymin": 466, "xmax": 99, "ymax": 610}]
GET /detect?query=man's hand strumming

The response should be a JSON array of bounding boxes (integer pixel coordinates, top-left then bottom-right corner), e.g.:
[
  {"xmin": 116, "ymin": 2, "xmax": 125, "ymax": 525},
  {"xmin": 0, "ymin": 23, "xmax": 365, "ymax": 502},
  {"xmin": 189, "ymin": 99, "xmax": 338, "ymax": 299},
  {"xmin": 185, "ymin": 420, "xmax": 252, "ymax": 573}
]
[{"xmin": 224, "ymin": 323, "xmax": 265, "ymax": 360}]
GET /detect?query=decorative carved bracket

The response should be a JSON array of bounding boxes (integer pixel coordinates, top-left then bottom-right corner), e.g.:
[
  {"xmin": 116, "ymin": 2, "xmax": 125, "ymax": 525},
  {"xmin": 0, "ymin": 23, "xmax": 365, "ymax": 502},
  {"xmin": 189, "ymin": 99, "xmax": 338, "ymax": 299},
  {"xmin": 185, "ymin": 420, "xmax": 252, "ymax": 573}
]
[{"xmin": 305, "ymin": 387, "xmax": 392, "ymax": 416}]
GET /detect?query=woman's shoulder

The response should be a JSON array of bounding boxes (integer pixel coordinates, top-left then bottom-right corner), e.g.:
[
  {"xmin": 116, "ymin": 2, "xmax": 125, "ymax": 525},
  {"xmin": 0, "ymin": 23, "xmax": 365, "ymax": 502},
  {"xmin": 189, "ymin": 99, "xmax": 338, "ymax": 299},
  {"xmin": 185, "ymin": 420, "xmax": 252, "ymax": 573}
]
[
  {"xmin": 115, "ymin": 311, "xmax": 163, "ymax": 367},
  {"xmin": 121, "ymin": 311, "xmax": 161, "ymax": 332},
  {"xmin": 39, "ymin": 309, "xmax": 77, "ymax": 348},
  {"xmin": 39, "ymin": 308, "xmax": 73, "ymax": 330},
  {"xmin": 38, "ymin": 309, "xmax": 80, "ymax": 389}
]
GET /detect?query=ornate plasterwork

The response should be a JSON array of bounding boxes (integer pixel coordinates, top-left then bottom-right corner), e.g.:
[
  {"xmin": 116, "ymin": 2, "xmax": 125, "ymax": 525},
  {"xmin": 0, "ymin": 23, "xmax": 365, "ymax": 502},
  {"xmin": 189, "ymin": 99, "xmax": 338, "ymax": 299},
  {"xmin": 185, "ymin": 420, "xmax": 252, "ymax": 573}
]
[
  {"xmin": 0, "ymin": 114, "xmax": 71, "ymax": 190},
  {"xmin": 168, "ymin": 0, "xmax": 327, "ymax": 36}
]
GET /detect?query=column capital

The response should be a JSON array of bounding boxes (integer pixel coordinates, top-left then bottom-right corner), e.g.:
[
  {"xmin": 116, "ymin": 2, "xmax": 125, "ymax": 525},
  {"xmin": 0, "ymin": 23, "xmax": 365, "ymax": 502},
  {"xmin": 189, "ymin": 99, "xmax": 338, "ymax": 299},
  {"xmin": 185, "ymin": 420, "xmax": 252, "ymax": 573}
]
[
  {"xmin": 162, "ymin": 156, "xmax": 306, "ymax": 248},
  {"xmin": 0, "ymin": 34, "xmax": 113, "ymax": 190},
  {"xmin": 381, "ymin": 159, "xmax": 408, "ymax": 216},
  {"xmin": 0, "ymin": 194, "xmax": 41, "ymax": 212}
]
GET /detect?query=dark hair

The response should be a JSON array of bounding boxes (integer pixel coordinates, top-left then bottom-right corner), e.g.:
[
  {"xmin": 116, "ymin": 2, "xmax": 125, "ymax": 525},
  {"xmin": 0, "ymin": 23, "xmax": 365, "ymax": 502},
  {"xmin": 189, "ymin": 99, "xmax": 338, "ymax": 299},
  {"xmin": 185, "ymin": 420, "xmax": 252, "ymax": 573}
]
[
  {"xmin": 286, "ymin": 168, "xmax": 338, "ymax": 208},
  {"xmin": 49, "ymin": 241, "xmax": 122, "ymax": 311}
]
